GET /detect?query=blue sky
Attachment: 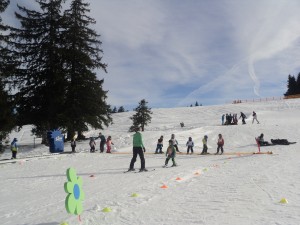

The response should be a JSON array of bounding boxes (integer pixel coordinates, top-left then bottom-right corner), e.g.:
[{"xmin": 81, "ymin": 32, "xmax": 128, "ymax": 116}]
[{"xmin": 3, "ymin": 0, "xmax": 300, "ymax": 109}]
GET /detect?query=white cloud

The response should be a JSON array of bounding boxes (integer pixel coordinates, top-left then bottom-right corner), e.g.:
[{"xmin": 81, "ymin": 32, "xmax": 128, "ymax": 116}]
[{"xmin": 3, "ymin": 0, "xmax": 300, "ymax": 108}]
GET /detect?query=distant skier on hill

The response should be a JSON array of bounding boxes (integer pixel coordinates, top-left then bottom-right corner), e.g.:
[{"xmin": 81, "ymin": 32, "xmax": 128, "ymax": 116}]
[
  {"xmin": 200, "ymin": 135, "xmax": 209, "ymax": 155},
  {"xmin": 71, "ymin": 138, "xmax": 76, "ymax": 153},
  {"xmin": 106, "ymin": 136, "xmax": 114, "ymax": 153},
  {"xmin": 155, "ymin": 135, "xmax": 164, "ymax": 154},
  {"xmin": 11, "ymin": 138, "xmax": 18, "ymax": 159},
  {"xmin": 233, "ymin": 114, "xmax": 238, "ymax": 125},
  {"xmin": 252, "ymin": 111, "xmax": 260, "ymax": 124},
  {"xmin": 239, "ymin": 112, "xmax": 247, "ymax": 124},
  {"xmin": 89, "ymin": 137, "xmax": 96, "ymax": 153},
  {"xmin": 215, "ymin": 134, "xmax": 224, "ymax": 155},
  {"xmin": 186, "ymin": 137, "xmax": 194, "ymax": 154},
  {"xmin": 164, "ymin": 139, "xmax": 177, "ymax": 167},
  {"xmin": 171, "ymin": 134, "xmax": 181, "ymax": 153},
  {"xmin": 98, "ymin": 132, "xmax": 106, "ymax": 153}
]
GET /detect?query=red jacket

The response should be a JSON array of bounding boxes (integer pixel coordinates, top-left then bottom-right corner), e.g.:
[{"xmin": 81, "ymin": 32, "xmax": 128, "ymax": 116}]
[{"xmin": 217, "ymin": 138, "xmax": 224, "ymax": 146}]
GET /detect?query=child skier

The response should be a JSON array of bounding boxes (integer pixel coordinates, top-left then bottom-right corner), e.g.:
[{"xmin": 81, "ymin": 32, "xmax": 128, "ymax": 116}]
[
  {"xmin": 215, "ymin": 134, "xmax": 224, "ymax": 155},
  {"xmin": 186, "ymin": 137, "xmax": 194, "ymax": 154},
  {"xmin": 200, "ymin": 135, "xmax": 208, "ymax": 155},
  {"xmin": 11, "ymin": 138, "xmax": 18, "ymax": 159},
  {"xmin": 171, "ymin": 134, "xmax": 180, "ymax": 153},
  {"xmin": 155, "ymin": 135, "xmax": 164, "ymax": 154},
  {"xmin": 89, "ymin": 137, "xmax": 96, "ymax": 153},
  {"xmin": 71, "ymin": 138, "xmax": 76, "ymax": 153},
  {"xmin": 164, "ymin": 139, "xmax": 177, "ymax": 167},
  {"xmin": 106, "ymin": 136, "xmax": 114, "ymax": 153}
]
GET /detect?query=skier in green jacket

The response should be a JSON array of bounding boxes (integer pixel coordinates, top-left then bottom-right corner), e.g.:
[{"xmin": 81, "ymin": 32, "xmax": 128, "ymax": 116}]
[{"xmin": 128, "ymin": 127, "xmax": 147, "ymax": 172}]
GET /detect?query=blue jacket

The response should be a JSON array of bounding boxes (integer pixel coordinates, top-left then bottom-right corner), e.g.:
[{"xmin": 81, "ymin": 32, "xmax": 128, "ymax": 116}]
[{"xmin": 11, "ymin": 140, "xmax": 18, "ymax": 152}]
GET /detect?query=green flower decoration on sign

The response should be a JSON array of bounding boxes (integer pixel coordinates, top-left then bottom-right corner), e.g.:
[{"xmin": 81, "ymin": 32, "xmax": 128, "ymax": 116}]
[{"xmin": 64, "ymin": 167, "xmax": 85, "ymax": 215}]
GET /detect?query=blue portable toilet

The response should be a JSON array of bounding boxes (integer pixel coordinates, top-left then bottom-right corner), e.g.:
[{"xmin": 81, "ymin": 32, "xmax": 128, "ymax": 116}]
[{"xmin": 47, "ymin": 130, "xmax": 64, "ymax": 153}]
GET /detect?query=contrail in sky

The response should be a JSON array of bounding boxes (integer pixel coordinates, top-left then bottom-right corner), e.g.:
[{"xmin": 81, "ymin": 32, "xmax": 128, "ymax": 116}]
[{"xmin": 248, "ymin": 56, "xmax": 260, "ymax": 96}]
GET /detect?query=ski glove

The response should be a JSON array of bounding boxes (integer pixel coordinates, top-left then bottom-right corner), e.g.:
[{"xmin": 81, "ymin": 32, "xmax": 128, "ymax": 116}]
[{"xmin": 143, "ymin": 147, "xmax": 146, "ymax": 152}]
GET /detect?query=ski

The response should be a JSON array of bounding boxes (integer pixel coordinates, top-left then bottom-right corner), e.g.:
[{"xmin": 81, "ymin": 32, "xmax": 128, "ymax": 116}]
[
  {"xmin": 253, "ymin": 151, "xmax": 273, "ymax": 154},
  {"xmin": 162, "ymin": 165, "xmax": 178, "ymax": 168},
  {"xmin": 123, "ymin": 169, "xmax": 136, "ymax": 173},
  {"xmin": 135, "ymin": 168, "xmax": 155, "ymax": 173}
]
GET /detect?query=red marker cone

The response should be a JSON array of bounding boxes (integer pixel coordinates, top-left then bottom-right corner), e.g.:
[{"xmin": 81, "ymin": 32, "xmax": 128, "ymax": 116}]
[{"xmin": 160, "ymin": 184, "xmax": 168, "ymax": 189}]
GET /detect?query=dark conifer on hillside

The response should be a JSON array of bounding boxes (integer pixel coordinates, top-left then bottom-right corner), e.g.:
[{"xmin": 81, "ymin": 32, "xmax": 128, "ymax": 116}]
[
  {"xmin": 296, "ymin": 73, "xmax": 300, "ymax": 94},
  {"xmin": 0, "ymin": 0, "xmax": 16, "ymax": 143},
  {"xmin": 0, "ymin": 81, "xmax": 15, "ymax": 142},
  {"xmin": 129, "ymin": 99, "xmax": 152, "ymax": 132},
  {"xmin": 284, "ymin": 74, "xmax": 298, "ymax": 96},
  {"xmin": 62, "ymin": 0, "xmax": 111, "ymax": 140},
  {"xmin": 112, "ymin": 106, "xmax": 117, "ymax": 113},
  {"xmin": 118, "ymin": 106, "xmax": 125, "ymax": 113},
  {"xmin": 9, "ymin": 0, "xmax": 67, "ymax": 141}
]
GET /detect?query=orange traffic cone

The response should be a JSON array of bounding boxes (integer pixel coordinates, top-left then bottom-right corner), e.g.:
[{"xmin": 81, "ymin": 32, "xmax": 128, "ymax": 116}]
[{"xmin": 160, "ymin": 184, "xmax": 168, "ymax": 189}]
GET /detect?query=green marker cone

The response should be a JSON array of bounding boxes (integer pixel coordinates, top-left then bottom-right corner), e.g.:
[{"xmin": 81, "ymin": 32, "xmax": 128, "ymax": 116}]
[{"xmin": 102, "ymin": 207, "xmax": 112, "ymax": 212}]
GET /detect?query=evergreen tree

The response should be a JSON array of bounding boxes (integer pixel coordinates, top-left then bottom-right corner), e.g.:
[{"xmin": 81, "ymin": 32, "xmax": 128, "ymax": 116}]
[
  {"xmin": 10, "ymin": 0, "xmax": 67, "ymax": 140},
  {"xmin": 129, "ymin": 99, "xmax": 152, "ymax": 132},
  {"xmin": 296, "ymin": 73, "xmax": 300, "ymax": 94},
  {"xmin": 112, "ymin": 106, "xmax": 117, "ymax": 113},
  {"xmin": 284, "ymin": 75, "xmax": 297, "ymax": 96},
  {"xmin": 0, "ymin": 0, "xmax": 12, "ymax": 79},
  {"xmin": 118, "ymin": 106, "xmax": 125, "ymax": 113},
  {"xmin": 0, "ymin": 0, "xmax": 15, "ymax": 144},
  {"xmin": 0, "ymin": 81, "xmax": 15, "ymax": 143},
  {"xmin": 195, "ymin": 101, "xmax": 199, "ymax": 106},
  {"xmin": 62, "ymin": 0, "xmax": 111, "ymax": 140}
]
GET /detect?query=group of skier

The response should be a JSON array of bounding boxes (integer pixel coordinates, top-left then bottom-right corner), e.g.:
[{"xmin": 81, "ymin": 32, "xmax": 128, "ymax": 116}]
[
  {"xmin": 127, "ymin": 128, "xmax": 226, "ymax": 172},
  {"xmin": 222, "ymin": 111, "xmax": 260, "ymax": 125},
  {"xmin": 84, "ymin": 132, "xmax": 114, "ymax": 153}
]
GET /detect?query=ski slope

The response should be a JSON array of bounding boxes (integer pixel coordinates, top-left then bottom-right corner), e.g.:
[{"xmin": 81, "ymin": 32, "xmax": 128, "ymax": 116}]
[{"xmin": 0, "ymin": 99, "xmax": 300, "ymax": 225}]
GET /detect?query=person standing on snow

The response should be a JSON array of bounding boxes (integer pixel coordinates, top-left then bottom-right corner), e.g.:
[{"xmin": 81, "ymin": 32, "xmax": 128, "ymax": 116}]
[
  {"xmin": 89, "ymin": 137, "xmax": 96, "ymax": 153},
  {"xmin": 215, "ymin": 134, "xmax": 224, "ymax": 155},
  {"xmin": 221, "ymin": 114, "xmax": 225, "ymax": 125},
  {"xmin": 171, "ymin": 134, "xmax": 181, "ymax": 153},
  {"xmin": 239, "ymin": 112, "xmax": 247, "ymax": 124},
  {"xmin": 98, "ymin": 132, "xmax": 106, "ymax": 153},
  {"xmin": 11, "ymin": 138, "xmax": 18, "ymax": 159},
  {"xmin": 164, "ymin": 139, "xmax": 177, "ymax": 167},
  {"xmin": 106, "ymin": 136, "xmax": 114, "ymax": 153},
  {"xmin": 155, "ymin": 135, "xmax": 164, "ymax": 154},
  {"xmin": 201, "ymin": 135, "xmax": 209, "ymax": 155},
  {"xmin": 186, "ymin": 137, "xmax": 194, "ymax": 154},
  {"xmin": 252, "ymin": 111, "xmax": 260, "ymax": 124},
  {"xmin": 71, "ymin": 138, "xmax": 76, "ymax": 153},
  {"xmin": 128, "ymin": 127, "xmax": 147, "ymax": 172}
]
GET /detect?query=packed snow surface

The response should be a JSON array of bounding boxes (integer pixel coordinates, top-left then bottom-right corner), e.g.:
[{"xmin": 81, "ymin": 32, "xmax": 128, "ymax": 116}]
[{"xmin": 1, "ymin": 99, "xmax": 300, "ymax": 225}]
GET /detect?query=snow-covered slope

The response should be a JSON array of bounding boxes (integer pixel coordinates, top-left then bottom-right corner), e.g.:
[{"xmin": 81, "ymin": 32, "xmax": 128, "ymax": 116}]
[{"xmin": 1, "ymin": 99, "xmax": 299, "ymax": 225}]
